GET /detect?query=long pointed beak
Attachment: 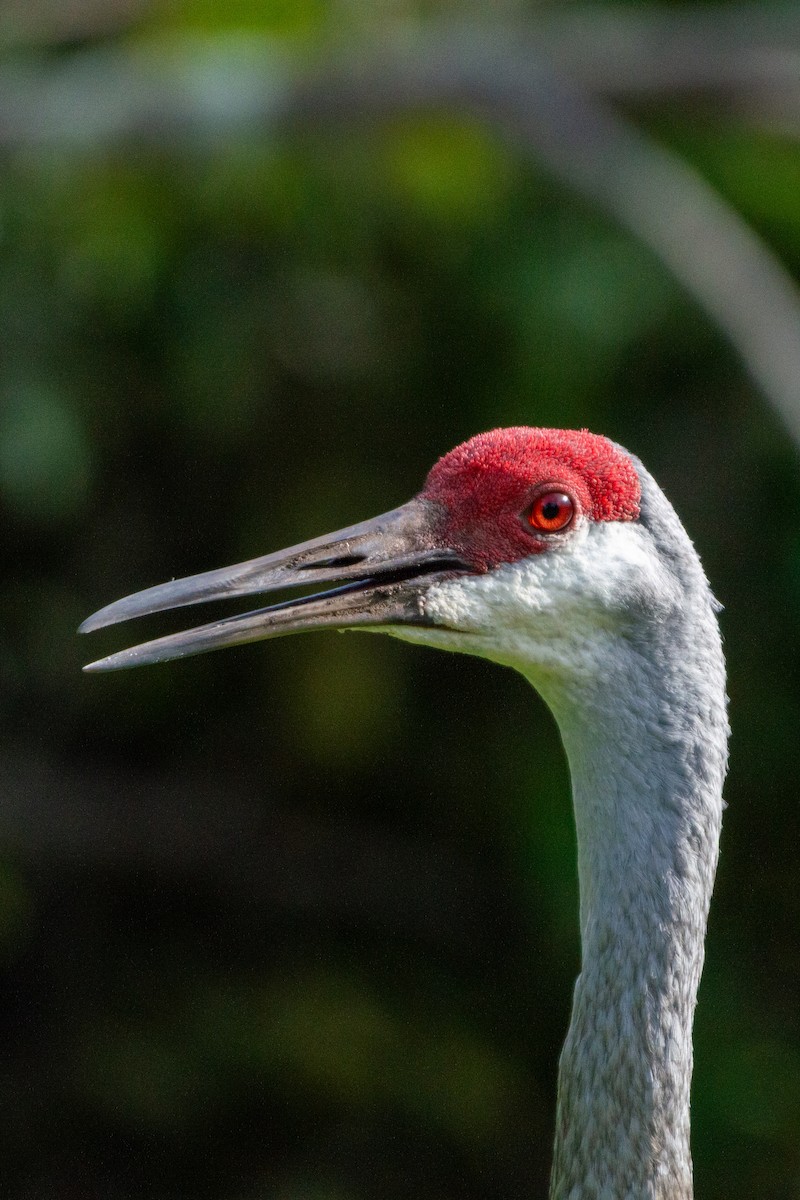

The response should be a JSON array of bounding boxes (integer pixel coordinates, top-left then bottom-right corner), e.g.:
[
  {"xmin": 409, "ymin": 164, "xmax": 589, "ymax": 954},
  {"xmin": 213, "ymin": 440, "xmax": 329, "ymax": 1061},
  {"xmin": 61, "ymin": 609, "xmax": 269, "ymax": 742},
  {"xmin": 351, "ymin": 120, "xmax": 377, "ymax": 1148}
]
[{"xmin": 80, "ymin": 498, "xmax": 468, "ymax": 672}]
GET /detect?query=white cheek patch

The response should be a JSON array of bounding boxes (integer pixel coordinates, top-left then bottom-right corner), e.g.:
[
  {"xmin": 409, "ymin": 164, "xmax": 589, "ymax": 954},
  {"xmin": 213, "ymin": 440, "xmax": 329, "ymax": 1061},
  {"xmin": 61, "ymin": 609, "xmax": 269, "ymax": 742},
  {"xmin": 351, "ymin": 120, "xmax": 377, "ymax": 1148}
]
[{"xmin": 417, "ymin": 521, "xmax": 682, "ymax": 679}]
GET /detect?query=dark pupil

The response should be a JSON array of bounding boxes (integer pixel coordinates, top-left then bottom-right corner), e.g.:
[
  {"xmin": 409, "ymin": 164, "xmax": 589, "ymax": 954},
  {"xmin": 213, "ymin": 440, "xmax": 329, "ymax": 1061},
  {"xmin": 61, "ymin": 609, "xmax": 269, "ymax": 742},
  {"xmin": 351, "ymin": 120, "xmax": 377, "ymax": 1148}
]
[{"xmin": 541, "ymin": 499, "xmax": 562, "ymax": 521}]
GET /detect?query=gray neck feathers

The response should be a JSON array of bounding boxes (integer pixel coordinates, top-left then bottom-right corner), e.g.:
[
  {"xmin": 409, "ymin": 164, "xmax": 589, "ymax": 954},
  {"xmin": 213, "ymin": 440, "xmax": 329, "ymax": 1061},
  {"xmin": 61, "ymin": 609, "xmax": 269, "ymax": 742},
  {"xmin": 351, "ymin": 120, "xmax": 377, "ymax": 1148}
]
[{"xmin": 541, "ymin": 466, "xmax": 729, "ymax": 1199}]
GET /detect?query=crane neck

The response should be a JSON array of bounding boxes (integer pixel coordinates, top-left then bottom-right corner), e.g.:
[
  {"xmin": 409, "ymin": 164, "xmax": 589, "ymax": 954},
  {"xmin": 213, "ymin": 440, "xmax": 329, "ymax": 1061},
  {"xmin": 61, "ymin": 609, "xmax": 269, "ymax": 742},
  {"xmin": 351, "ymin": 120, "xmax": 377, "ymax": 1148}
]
[{"xmin": 530, "ymin": 616, "xmax": 728, "ymax": 1200}]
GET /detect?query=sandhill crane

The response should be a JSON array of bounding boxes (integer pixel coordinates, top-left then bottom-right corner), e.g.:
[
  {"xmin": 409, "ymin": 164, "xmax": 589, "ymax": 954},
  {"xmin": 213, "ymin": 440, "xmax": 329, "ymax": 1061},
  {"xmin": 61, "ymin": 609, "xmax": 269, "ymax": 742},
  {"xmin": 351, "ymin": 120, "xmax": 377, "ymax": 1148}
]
[{"xmin": 81, "ymin": 427, "xmax": 728, "ymax": 1199}]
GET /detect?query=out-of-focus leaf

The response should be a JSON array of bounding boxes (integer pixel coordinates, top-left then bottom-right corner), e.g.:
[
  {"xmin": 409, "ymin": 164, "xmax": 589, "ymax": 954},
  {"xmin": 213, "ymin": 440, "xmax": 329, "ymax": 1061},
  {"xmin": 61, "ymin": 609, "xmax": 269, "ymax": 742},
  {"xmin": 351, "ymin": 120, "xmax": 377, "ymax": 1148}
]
[
  {"xmin": 383, "ymin": 116, "xmax": 514, "ymax": 231},
  {"xmin": 150, "ymin": 0, "xmax": 329, "ymax": 40}
]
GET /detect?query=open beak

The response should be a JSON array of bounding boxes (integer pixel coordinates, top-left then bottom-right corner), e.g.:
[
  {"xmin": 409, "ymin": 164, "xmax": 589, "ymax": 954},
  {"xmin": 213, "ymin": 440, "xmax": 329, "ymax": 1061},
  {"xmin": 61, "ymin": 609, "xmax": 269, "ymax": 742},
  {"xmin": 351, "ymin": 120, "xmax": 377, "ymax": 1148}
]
[{"xmin": 80, "ymin": 498, "xmax": 469, "ymax": 672}]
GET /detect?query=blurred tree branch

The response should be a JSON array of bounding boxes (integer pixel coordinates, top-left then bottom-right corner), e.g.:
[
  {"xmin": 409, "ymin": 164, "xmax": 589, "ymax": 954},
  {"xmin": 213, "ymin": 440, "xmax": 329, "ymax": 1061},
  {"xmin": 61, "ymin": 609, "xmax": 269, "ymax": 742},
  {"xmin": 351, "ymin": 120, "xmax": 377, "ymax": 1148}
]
[
  {"xmin": 3, "ymin": 7, "xmax": 800, "ymax": 442},
  {"xmin": 527, "ymin": 4, "xmax": 800, "ymax": 99}
]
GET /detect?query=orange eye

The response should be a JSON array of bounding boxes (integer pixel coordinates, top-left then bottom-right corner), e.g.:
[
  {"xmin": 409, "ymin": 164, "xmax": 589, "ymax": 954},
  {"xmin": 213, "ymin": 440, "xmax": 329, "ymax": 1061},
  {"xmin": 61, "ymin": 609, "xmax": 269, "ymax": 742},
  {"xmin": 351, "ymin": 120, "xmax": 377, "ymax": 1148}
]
[{"xmin": 528, "ymin": 491, "xmax": 574, "ymax": 533}]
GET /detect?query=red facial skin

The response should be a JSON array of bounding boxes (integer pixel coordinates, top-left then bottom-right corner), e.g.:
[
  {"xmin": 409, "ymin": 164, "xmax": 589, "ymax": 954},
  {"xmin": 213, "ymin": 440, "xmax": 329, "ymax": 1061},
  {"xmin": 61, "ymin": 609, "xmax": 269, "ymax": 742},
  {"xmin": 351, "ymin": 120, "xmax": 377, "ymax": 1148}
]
[{"xmin": 420, "ymin": 427, "xmax": 641, "ymax": 572}]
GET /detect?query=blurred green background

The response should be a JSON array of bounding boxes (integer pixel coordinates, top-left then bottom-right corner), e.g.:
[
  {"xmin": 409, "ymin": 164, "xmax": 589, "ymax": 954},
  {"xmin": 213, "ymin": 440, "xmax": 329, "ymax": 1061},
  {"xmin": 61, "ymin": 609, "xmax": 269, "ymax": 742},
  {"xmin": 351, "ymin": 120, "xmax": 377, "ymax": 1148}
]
[{"xmin": 2, "ymin": 2, "xmax": 800, "ymax": 1197}]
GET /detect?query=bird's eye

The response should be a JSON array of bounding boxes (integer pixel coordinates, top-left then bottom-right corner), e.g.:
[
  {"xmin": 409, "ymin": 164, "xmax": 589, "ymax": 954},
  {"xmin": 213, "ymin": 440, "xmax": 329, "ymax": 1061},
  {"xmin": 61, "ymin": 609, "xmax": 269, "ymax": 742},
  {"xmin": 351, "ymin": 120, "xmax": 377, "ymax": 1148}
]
[{"xmin": 527, "ymin": 491, "xmax": 574, "ymax": 533}]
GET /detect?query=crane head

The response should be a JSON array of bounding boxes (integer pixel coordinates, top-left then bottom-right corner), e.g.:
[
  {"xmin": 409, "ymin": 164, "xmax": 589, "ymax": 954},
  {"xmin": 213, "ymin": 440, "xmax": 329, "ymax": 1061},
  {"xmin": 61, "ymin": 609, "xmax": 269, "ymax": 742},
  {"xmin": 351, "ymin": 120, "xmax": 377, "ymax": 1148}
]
[{"xmin": 80, "ymin": 428, "xmax": 687, "ymax": 684}]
